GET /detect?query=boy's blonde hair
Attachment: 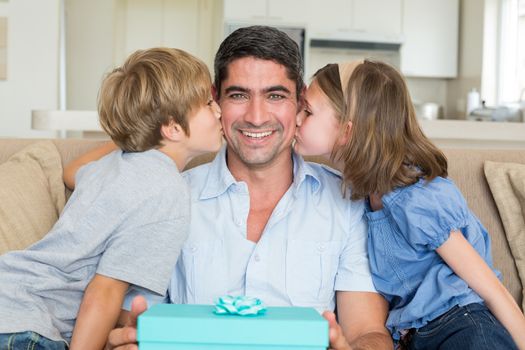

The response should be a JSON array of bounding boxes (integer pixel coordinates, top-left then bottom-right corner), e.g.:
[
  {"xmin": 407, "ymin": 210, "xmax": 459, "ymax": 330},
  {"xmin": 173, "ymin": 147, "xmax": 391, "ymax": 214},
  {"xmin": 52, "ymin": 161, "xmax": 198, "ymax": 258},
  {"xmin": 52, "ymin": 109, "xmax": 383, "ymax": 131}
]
[
  {"xmin": 315, "ymin": 60, "xmax": 448, "ymax": 200},
  {"xmin": 98, "ymin": 47, "xmax": 211, "ymax": 152}
]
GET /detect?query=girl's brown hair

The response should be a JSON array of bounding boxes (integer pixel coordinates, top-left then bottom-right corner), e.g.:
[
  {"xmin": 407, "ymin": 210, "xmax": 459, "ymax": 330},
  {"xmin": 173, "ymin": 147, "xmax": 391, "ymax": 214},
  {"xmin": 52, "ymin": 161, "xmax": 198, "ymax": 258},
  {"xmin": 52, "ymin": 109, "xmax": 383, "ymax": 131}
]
[
  {"xmin": 315, "ymin": 60, "xmax": 448, "ymax": 200},
  {"xmin": 98, "ymin": 47, "xmax": 211, "ymax": 152}
]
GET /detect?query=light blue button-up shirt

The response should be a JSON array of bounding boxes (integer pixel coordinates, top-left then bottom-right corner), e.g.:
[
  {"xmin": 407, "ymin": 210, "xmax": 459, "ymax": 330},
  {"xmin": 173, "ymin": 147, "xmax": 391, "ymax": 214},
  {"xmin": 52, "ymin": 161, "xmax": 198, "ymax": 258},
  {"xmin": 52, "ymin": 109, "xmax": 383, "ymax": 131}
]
[{"xmin": 126, "ymin": 146, "xmax": 375, "ymax": 313}]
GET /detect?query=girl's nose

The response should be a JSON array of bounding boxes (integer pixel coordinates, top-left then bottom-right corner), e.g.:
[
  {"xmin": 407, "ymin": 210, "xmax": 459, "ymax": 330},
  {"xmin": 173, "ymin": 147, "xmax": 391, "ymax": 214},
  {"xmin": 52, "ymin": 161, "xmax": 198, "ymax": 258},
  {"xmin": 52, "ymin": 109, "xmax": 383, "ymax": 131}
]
[{"xmin": 296, "ymin": 111, "xmax": 305, "ymax": 127}]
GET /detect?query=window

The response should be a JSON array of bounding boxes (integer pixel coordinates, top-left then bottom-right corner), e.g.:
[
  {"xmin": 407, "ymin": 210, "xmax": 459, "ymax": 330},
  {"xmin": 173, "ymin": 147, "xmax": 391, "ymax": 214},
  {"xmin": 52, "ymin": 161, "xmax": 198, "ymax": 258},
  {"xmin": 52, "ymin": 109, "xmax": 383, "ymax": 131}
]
[{"xmin": 482, "ymin": 0, "xmax": 525, "ymax": 105}]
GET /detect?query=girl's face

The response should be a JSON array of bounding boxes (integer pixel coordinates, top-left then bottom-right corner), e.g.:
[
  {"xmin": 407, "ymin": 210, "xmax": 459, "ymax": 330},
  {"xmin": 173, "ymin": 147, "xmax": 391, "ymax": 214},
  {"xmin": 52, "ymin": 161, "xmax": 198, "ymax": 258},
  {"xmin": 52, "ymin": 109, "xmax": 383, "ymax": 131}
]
[{"xmin": 294, "ymin": 80, "xmax": 341, "ymax": 160}]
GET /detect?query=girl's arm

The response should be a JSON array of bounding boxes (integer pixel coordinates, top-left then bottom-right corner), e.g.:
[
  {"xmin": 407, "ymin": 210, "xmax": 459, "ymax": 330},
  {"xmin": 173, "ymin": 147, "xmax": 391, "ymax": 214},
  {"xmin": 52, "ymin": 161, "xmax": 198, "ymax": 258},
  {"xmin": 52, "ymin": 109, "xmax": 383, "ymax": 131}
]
[
  {"xmin": 69, "ymin": 274, "xmax": 129, "ymax": 350},
  {"xmin": 63, "ymin": 141, "xmax": 119, "ymax": 190},
  {"xmin": 437, "ymin": 230, "xmax": 525, "ymax": 349}
]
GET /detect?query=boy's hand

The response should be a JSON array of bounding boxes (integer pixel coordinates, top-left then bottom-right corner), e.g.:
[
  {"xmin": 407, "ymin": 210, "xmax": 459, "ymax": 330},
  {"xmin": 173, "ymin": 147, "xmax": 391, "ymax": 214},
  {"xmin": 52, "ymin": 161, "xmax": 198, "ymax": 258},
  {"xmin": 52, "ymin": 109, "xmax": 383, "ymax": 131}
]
[
  {"xmin": 323, "ymin": 311, "xmax": 353, "ymax": 350},
  {"xmin": 105, "ymin": 296, "xmax": 148, "ymax": 350}
]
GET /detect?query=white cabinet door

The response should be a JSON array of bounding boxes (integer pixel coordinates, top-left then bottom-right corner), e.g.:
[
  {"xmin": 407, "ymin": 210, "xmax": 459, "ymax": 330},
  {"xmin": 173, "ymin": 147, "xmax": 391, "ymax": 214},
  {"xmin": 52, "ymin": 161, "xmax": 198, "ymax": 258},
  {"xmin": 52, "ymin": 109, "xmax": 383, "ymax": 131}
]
[
  {"xmin": 353, "ymin": 0, "xmax": 402, "ymax": 38},
  {"xmin": 115, "ymin": 0, "xmax": 218, "ymax": 68},
  {"xmin": 267, "ymin": 0, "xmax": 310, "ymax": 23},
  {"xmin": 223, "ymin": 0, "xmax": 267, "ymax": 20},
  {"xmin": 401, "ymin": 0, "xmax": 459, "ymax": 78},
  {"xmin": 309, "ymin": 0, "xmax": 352, "ymax": 38}
]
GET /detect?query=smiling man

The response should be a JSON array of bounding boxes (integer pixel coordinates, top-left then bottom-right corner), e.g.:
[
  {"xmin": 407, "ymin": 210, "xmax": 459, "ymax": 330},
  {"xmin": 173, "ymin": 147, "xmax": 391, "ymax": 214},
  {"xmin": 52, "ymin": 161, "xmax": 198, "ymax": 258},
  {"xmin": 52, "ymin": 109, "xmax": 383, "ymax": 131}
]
[
  {"xmin": 65, "ymin": 26, "xmax": 392, "ymax": 350},
  {"xmin": 162, "ymin": 26, "xmax": 390, "ymax": 350}
]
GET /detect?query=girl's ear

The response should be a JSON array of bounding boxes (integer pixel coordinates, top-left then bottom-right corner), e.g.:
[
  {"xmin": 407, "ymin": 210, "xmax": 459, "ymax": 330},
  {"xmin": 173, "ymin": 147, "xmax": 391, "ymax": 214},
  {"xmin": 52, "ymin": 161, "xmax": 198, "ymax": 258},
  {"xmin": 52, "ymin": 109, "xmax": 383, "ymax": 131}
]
[
  {"xmin": 338, "ymin": 121, "xmax": 353, "ymax": 145},
  {"xmin": 161, "ymin": 121, "xmax": 186, "ymax": 142}
]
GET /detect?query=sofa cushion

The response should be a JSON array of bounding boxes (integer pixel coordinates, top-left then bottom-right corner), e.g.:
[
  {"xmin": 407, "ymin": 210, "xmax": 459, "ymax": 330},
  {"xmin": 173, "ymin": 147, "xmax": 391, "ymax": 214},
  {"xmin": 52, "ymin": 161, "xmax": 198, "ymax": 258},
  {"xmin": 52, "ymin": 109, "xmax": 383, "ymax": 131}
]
[
  {"xmin": 0, "ymin": 141, "xmax": 66, "ymax": 254},
  {"xmin": 484, "ymin": 160, "xmax": 525, "ymax": 309}
]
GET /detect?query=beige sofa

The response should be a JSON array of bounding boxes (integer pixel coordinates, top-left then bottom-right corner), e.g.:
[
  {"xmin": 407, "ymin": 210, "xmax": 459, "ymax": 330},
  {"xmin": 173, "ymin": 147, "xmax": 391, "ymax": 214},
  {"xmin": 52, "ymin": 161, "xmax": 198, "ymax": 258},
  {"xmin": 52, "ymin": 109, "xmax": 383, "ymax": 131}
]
[{"xmin": 0, "ymin": 138, "xmax": 524, "ymax": 310}]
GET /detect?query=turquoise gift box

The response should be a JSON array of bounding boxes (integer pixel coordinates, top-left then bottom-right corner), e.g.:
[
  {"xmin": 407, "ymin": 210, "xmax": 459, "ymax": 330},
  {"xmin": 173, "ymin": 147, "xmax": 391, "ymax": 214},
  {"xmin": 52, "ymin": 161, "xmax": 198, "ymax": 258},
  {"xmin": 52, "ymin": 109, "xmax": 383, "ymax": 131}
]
[{"xmin": 137, "ymin": 304, "xmax": 329, "ymax": 349}]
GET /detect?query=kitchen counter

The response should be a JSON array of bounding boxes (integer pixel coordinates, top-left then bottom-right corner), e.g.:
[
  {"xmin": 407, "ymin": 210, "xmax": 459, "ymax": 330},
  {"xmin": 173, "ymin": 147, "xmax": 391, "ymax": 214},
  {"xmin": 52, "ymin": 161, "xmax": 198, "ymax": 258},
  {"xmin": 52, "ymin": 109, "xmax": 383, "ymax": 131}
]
[
  {"xmin": 419, "ymin": 119, "xmax": 525, "ymax": 149},
  {"xmin": 31, "ymin": 110, "xmax": 525, "ymax": 149}
]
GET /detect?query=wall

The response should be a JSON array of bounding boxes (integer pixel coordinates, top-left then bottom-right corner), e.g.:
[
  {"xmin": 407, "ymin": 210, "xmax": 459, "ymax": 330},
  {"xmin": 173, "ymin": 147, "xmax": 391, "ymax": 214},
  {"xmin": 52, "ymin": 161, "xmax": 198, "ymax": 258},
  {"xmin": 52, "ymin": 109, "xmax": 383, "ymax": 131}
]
[
  {"xmin": 65, "ymin": 0, "xmax": 222, "ymax": 111},
  {"xmin": 66, "ymin": 0, "xmax": 116, "ymax": 110},
  {"xmin": 0, "ymin": 0, "xmax": 60, "ymax": 138},
  {"xmin": 446, "ymin": 0, "xmax": 484, "ymax": 118}
]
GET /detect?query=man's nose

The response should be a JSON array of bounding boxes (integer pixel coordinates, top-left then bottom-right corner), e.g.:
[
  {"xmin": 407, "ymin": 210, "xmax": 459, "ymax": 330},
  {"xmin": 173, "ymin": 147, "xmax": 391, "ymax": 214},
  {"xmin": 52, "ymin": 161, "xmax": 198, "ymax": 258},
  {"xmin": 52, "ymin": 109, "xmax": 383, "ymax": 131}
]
[{"xmin": 244, "ymin": 97, "xmax": 270, "ymax": 125}]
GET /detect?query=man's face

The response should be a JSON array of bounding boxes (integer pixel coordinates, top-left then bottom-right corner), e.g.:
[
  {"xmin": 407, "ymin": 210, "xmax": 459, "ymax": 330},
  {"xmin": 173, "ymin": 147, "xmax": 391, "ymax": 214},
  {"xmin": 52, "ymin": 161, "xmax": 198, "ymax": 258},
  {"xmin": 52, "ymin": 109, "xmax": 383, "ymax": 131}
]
[{"xmin": 218, "ymin": 57, "xmax": 299, "ymax": 168}]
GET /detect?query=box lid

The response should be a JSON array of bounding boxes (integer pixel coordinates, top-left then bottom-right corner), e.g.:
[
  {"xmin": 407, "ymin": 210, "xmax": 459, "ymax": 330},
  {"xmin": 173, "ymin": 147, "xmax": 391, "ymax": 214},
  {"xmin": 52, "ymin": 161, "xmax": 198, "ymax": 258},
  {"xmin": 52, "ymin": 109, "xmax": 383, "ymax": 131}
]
[{"xmin": 137, "ymin": 304, "xmax": 328, "ymax": 347}]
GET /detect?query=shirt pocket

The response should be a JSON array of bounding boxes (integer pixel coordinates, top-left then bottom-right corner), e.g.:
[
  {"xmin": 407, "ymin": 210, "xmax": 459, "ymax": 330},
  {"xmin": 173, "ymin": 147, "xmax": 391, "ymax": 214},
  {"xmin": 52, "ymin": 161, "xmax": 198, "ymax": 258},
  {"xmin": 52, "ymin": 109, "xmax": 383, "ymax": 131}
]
[
  {"xmin": 181, "ymin": 238, "xmax": 227, "ymax": 304},
  {"xmin": 285, "ymin": 239, "xmax": 341, "ymax": 306}
]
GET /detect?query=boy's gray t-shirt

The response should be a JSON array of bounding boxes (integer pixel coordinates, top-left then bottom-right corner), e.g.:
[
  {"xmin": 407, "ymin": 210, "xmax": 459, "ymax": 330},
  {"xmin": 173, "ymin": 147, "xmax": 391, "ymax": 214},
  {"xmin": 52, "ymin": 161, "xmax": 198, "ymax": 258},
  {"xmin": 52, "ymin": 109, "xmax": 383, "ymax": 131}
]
[{"xmin": 0, "ymin": 149, "xmax": 189, "ymax": 343}]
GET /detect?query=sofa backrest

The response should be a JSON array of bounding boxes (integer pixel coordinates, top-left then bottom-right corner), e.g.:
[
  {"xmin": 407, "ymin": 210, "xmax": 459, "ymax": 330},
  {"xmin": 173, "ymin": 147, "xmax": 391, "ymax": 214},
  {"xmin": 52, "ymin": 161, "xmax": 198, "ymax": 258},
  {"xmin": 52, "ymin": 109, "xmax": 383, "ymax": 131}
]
[
  {"xmin": 1, "ymin": 139, "xmax": 523, "ymax": 306},
  {"xmin": 446, "ymin": 149, "xmax": 525, "ymax": 306}
]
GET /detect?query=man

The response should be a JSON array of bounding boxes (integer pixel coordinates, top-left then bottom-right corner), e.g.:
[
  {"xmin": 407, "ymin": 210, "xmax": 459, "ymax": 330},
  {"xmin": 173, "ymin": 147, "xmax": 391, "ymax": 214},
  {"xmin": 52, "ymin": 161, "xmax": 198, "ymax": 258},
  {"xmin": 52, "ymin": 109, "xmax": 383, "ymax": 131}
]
[{"xmin": 66, "ymin": 26, "xmax": 392, "ymax": 350}]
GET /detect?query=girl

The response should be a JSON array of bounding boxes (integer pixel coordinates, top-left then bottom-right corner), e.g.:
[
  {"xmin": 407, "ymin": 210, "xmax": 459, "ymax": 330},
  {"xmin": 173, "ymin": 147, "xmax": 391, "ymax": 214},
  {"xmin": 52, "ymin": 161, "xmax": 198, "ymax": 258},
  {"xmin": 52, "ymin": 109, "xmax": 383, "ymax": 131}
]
[{"xmin": 294, "ymin": 60, "xmax": 525, "ymax": 349}]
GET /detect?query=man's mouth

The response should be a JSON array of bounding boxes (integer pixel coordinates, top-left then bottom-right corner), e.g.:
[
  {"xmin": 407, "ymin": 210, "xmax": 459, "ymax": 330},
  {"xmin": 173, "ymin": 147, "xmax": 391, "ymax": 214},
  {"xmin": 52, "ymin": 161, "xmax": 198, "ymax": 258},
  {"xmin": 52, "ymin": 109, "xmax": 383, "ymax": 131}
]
[{"xmin": 240, "ymin": 130, "xmax": 274, "ymax": 139}]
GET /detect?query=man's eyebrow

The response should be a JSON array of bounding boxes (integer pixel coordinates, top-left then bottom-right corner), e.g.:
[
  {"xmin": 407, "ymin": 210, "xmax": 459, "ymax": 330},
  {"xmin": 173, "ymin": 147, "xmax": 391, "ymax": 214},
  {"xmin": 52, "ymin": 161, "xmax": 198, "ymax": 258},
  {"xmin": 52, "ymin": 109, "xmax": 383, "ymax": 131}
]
[
  {"xmin": 263, "ymin": 85, "xmax": 291, "ymax": 95},
  {"xmin": 224, "ymin": 86, "xmax": 250, "ymax": 94}
]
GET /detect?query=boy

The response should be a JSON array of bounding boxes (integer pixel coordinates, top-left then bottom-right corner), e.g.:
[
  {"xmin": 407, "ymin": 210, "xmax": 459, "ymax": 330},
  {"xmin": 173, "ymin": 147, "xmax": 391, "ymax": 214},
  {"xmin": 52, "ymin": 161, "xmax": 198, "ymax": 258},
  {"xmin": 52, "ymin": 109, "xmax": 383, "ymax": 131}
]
[{"xmin": 0, "ymin": 47, "xmax": 222, "ymax": 349}]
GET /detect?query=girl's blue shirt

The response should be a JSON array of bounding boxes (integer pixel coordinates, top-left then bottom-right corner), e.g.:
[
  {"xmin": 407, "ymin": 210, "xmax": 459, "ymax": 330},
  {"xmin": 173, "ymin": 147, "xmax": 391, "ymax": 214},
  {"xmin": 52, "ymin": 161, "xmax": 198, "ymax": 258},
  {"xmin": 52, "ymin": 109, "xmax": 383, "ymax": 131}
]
[{"xmin": 365, "ymin": 176, "xmax": 500, "ymax": 340}]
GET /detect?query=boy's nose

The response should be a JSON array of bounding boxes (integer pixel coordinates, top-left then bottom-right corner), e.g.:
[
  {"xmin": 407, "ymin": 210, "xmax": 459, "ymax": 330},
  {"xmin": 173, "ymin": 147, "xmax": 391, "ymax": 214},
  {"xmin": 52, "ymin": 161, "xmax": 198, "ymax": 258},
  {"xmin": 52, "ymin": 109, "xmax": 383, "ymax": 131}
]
[{"xmin": 212, "ymin": 101, "xmax": 221, "ymax": 119}]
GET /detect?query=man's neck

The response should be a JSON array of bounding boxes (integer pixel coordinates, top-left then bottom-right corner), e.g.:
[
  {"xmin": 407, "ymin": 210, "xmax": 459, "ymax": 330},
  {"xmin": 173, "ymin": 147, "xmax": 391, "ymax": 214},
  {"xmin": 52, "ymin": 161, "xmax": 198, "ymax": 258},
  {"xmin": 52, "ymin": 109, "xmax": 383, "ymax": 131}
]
[
  {"xmin": 226, "ymin": 148, "xmax": 294, "ymax": 243},
  {"xmin": 226, "ymin": 149, "xmax": 294, "ymax": 192}
]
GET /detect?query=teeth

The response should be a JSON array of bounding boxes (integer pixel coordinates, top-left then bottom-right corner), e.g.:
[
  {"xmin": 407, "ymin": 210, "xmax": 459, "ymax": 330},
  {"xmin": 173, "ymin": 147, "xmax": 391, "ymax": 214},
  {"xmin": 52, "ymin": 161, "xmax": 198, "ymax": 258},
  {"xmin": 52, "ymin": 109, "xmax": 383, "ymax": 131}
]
[{"xmin": 241, "ymin": 131, "xmax": 273, "ymax": 138}]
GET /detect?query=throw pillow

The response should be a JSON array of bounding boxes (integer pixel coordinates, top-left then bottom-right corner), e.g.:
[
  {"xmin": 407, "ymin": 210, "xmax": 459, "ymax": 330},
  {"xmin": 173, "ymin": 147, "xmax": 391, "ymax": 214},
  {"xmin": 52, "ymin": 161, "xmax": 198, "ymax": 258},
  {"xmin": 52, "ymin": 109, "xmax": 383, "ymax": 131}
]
[
  {"xmin": 0, "ymin": 141, "xmax": 66, "ymax": 255},
  {"xmin": 484, "ymin": 160, "xmax": 525, "ymax": 309}
]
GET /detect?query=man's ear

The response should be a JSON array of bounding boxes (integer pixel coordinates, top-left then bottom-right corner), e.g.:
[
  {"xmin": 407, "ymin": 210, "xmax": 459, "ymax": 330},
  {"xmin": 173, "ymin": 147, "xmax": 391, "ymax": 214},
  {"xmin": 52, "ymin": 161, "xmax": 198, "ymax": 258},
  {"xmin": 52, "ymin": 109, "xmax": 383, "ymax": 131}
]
[
  {"xmin": 338, "ymin": 121, "xmax": 353, "ymax": 145},
  {"xmin": 297, "ymin": 86, "xmax": 307, "ymax": 113},
  {"xmin": 161, "ymin": 121, "xmax": 186, "ymax": 142},
  {"xmin": 212, "ymin": 85, "xmax": 219, "ymax": 102}
]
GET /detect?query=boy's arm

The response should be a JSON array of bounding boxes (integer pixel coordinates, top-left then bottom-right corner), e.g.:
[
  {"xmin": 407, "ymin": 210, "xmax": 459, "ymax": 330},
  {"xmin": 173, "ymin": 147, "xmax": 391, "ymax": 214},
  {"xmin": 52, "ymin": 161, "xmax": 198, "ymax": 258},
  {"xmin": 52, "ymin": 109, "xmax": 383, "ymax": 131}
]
[
  {"xmin": 63, "ymin": 141, "xmax": 119, "ymax": 190},
  {"xmin": 70, "ymin": 273, "xmax": 129, "ymax": 350}
]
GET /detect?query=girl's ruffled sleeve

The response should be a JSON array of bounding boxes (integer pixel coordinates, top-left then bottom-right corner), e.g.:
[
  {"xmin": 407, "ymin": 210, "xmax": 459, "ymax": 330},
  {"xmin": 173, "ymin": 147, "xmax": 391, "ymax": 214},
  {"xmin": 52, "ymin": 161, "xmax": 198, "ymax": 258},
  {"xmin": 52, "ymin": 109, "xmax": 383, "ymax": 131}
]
[{"xmin": 387, "ymin": 178, "xmax": 470, "ymax": 250}]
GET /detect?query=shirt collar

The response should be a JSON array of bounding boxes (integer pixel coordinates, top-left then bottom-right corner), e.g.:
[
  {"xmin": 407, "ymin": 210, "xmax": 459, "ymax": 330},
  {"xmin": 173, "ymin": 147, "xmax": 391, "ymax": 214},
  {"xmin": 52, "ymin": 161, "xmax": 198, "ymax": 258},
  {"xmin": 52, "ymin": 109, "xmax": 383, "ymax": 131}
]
[{"xmin": 199, "ymin": 146, "xmax": 322, "ymax": 200}]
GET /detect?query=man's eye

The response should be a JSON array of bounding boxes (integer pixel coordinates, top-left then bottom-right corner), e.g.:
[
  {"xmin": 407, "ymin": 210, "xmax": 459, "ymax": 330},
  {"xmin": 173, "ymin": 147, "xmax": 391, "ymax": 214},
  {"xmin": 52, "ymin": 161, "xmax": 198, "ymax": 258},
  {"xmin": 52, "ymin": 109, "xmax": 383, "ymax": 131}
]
[
  {"xmin": 229, "ymin": 93, "xmax": 247, "ymax": 100},
  {"xmin": 269, "ymin": 94, "xmax": 285, "ymax": 100},
  {"xmin": 304, "ymin": 109, "xmax": 312, "ymax": 116}
]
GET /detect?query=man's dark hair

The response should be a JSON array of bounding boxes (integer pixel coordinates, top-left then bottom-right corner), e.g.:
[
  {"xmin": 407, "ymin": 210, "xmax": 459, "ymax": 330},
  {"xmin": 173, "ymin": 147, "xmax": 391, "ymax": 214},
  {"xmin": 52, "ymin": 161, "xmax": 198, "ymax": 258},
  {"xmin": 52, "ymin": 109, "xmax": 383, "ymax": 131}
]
[{"xmin": 214, "ymin": 25, "xmax": 304, "ymax": 99}]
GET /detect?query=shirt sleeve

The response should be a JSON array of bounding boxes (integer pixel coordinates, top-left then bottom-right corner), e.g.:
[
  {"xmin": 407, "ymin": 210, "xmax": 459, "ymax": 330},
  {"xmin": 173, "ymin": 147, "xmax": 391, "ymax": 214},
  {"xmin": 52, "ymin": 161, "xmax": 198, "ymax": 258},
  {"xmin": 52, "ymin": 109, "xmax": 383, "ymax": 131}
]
[
  {"xmin": 334, "ymin": 199, "xmax": 377, "ymax": 292},
  {"xmin": 96, "ymin": 216, "xmax": 188, "ymax": 295},
  {"xmin": 122, "ymin": 285, "xmax": 169, "ymax": 311},
  {"xmin": 388, "ymin": 177, "xmax": 470, "ymax": 250}
]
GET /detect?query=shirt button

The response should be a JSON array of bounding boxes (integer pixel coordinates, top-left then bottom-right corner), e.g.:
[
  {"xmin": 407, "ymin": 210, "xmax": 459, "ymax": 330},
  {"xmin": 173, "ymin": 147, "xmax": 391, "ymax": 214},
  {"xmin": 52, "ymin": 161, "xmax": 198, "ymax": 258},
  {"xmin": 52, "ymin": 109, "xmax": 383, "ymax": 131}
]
[
  {"xmin": 190, "ymin": 244, "xmax": 198, "ymax": 253},
  {"xmin": 318, "ymin": 243, "xmax": 326, "ymax": 252},
  {"xmin": 254, "ymin": 254, "xmax": 261, "ymax": 262},
  {"xmin": 235, "ymin": 219, "xmax": 243, "ymax": 226}
]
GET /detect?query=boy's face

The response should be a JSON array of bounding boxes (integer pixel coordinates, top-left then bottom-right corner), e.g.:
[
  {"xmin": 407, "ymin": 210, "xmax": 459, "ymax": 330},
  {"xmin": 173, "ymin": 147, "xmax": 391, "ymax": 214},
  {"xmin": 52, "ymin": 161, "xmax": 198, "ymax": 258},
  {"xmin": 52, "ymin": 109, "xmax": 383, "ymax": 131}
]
[
  {"xmin": 218, "ymin": 57, "xmax": 299, "ymax": 168},
  {"xmin": 185, "ymin": 98, "xmax": 223, "ymax": 157}
]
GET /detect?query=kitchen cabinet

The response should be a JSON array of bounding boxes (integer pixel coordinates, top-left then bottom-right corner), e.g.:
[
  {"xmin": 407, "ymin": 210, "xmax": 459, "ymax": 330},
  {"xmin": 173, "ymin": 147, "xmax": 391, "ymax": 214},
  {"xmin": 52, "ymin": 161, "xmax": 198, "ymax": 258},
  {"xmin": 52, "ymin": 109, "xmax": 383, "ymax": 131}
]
[
  {"xmin": 309, "ymin": 0, "xmax": 402, "ymax": 42},
  {"xmin": 223, "ymin": 0, "xmax": 267, "ymax": 21},
  {"xmin": 223, "ymin": 0, "xmax": 309, "ymax": 24},
  {"xmin": 114, "ymin": 0, "xmax": 218, "ymax": 68},
  {"xmin": 400, "ymin": 0, "xmax": 459, "ymax": 78},
  {"xmin": 353, "ymin": 0, "xmax": 402, "ymax": 39}
]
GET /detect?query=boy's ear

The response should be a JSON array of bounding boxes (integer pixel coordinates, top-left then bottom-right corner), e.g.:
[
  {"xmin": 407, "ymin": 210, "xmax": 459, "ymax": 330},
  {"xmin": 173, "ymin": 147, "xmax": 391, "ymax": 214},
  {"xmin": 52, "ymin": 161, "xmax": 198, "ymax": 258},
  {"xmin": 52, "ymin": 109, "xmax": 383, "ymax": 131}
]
[
  {"xmin": 338, "ymin": 121, "xmax": 353, "ymax": 145},
  {"xmin": 161, "ymin": 121, "xmax": 186, "ymax": 142}
]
